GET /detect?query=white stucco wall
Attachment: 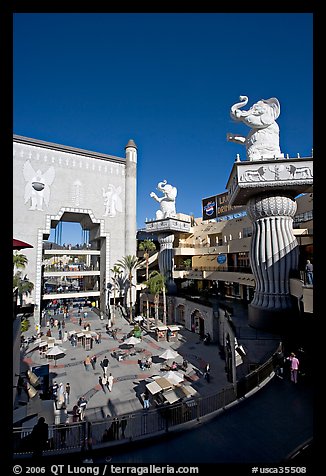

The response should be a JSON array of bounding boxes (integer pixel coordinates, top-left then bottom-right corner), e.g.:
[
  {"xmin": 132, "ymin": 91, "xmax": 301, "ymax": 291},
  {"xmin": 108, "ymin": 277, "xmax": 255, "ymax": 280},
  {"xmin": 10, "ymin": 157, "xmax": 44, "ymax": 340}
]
[{"xmin": 13, "ymin": 136, "xmax": 137, "ymax": 323}]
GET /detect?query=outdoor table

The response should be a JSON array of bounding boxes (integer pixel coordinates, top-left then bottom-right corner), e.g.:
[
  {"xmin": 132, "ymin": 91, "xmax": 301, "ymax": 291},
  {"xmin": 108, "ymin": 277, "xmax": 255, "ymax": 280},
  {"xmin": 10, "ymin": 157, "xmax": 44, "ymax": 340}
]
[
  {"xmin": 174, "ymin": 385, "xmax": 197, "ymax": 399},
  {"xmin": 76, "ymin": 332, "xmax": 84, "ymax": 347},
  {"xmin": 154, "ymin": 377, "xmax": 173, "ymax": 391},
  {"xmin": 83, "ymin": 333, "xmax": 93, "ymax": 351},
  {"xmin": 155, "ymin": 325, "xmax": 168, "ymax": 342},
  {"xmin": 47, "ymin": 337, "xmax": 55, "ymax": 349},
  {"xmin": 167, "ymin": 325, "xmax": 179, "ymax": 342},
  {"xmin": 162, "ymin": 389, "xmax": 181, "ymax": 404},
  {"xmin": 146, "ymin": 380, "xmax": 163, "ymax": 395}
]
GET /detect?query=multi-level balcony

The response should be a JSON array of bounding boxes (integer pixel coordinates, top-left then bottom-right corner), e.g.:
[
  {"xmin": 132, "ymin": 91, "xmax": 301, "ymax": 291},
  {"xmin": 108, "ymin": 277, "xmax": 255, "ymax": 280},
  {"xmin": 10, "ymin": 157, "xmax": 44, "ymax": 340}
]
[{"xmin": 42, "ymin": 247, "xmax": 101, "ymax": 301}]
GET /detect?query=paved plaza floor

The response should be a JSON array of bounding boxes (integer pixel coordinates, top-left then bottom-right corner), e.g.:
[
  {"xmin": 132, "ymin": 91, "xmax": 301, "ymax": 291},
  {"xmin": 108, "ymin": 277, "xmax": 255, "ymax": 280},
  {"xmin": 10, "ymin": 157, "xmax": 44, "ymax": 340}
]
[
  {"xmin": 14, "ymin": 303, "xmax": 315, "ymax": 466},
  {"xmin": 18, "ymin": 305, "xmax": 235, "ymax": 422}
]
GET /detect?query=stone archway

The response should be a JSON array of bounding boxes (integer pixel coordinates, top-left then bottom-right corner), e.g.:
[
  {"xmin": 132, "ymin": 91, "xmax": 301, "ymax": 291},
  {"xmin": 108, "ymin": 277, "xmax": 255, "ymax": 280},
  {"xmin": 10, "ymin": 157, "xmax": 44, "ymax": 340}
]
[
  {"xmin": 176, "ymin": 304, "xmax": 185, "ymax": 325},
  {"xmin": 190, "ymin": 309, "xmax": 205, "ymax": 337},
  {"xmin": 34, "ymin": 207, "xmax": 110, "ymax": 324}
]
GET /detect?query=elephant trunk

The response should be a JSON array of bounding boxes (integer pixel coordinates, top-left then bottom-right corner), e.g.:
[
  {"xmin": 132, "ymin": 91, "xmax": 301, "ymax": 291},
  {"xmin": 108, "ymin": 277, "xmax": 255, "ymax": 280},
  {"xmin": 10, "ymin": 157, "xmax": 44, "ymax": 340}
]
[
  {"xmin": 230, "ymin": 95, "xmax": 249, "ymax": 120},
  {"xmin": 157, "ymin": 180, "xmax": 167, "ymax": 191}
]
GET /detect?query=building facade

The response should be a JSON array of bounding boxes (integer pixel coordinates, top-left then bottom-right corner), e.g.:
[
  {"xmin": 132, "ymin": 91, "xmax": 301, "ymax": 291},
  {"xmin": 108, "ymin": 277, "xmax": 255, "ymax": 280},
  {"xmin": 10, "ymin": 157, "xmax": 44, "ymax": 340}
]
[
  {"xmin": 13, "ymin": 135, "xmax": 137, "ymax": 328},
  {"xmin": 138, "ymin": 191, "xmax": 313, "ymax": 337}
]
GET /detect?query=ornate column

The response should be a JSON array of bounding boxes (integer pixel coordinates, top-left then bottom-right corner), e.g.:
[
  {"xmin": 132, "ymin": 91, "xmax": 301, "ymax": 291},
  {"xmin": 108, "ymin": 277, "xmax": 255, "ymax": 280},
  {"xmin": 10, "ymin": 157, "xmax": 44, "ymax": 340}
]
[
  {"xmin": 247, "ymin": 194, "xmax": 298, "ymax": 311},
  {"xmin": 145, "ymin": 217, "xmax": 191, "ymax": 295},
  {"xmin": 158, "ymin": 233, "xmax": 176, "ymax": 294},
  {"xmin": 226, "ymin": 159, "xmax": 313, "ymax": 332},
  {"xmin": 226, "ymin": 95, "xmax": 313, "ymax": 332}
]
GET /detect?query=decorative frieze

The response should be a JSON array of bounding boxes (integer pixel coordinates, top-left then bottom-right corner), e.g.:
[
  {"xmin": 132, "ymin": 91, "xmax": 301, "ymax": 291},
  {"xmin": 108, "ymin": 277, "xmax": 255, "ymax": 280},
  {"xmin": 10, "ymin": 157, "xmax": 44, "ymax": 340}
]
[{"xmin": 227, "ymin": 157, "xmax": 313, "ymax": 206}]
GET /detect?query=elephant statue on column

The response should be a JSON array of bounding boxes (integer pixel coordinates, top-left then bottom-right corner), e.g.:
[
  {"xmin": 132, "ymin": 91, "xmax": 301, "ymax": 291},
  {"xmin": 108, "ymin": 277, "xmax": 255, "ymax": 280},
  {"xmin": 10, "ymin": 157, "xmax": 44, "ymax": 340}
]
[
  {"xmin": 150, "ymin": 180, "xmax": 177, "ymax": 219},
  {"xmin": 227, "ymin": 95, "xmax": 284, "ymax": 161}
]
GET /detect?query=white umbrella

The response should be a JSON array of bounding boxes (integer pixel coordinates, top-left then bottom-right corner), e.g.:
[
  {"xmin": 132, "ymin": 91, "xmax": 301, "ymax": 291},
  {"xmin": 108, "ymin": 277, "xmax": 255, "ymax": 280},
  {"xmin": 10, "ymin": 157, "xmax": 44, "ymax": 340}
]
[
  {"xmin": 46, "ymin": 346, "xmax": 66, "ymax": 367},
  {"xmin": 162, "ymin": 370, "xmax": 184, "ymax": 385},
  {"xmin": 159, "ymin": 348, "xmax": 179, "ymax": 360},
  {"xmin": 134, "ymin": 315, "xmax": 144, "ymax": 322},
  {"xmin": 123, "ymin": 336, "xmax": 142, "ymax": 346}
]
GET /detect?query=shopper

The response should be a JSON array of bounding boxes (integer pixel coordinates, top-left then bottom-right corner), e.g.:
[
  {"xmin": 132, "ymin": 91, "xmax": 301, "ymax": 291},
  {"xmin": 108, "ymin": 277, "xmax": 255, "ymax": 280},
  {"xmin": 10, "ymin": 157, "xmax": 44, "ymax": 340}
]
[
  {"xmin": 305, "ymin": 260, "xmax": 313, "ymax": 284},
  {"xmin": 143, "ymin": 389, "xmax": 150, "ymax": 409},
  {"xmin": 65, "ymin": 383, "xmax": 71, "ymax": 404},
  {"xmin": 107, "ymin": 373, "xmax": 114, "ymax": 392},
  {"xmin": 102, "ymin": 356, "xmax": 109, "ymax": 377},
  {"xmin": 31, "ymin": 417, "xmax": 48, "ymax": 457},
  {"xmin": 287, "ymin": 352, "xmax": 300, "ymax": 384}
]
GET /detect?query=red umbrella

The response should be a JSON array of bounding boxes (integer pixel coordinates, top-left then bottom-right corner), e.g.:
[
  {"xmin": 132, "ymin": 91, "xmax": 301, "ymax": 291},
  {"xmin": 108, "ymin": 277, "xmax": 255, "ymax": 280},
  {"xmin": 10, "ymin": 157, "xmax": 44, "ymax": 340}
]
[{"xmin": 13, "ymin": 238, "xmax": 33, "ymax": 250}]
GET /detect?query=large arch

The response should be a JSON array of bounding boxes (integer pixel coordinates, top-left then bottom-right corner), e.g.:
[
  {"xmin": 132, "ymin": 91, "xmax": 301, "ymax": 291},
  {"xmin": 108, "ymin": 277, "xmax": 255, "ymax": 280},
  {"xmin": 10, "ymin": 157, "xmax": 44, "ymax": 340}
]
[
  {"xmin": 33, "ymin": 207, "xmax": 111, "ymax": 324},
  {"xmin": 13, "ymin": 135, "xmax": 137, "ymax": 330},
  {"xmin": 176, "ymin": 304, "xmax": 185, "ymax": 325},
  {"xmin": 190, "ymin": 309, "xmax": 205, "ymax": 337}
]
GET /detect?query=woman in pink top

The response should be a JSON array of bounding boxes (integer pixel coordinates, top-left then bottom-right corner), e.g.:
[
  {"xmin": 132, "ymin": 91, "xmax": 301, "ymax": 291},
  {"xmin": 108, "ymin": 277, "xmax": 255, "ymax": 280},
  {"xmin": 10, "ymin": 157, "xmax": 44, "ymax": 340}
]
[{"xmin": 287, "ymin": 352, "xmax": 300, "ymax": 383}]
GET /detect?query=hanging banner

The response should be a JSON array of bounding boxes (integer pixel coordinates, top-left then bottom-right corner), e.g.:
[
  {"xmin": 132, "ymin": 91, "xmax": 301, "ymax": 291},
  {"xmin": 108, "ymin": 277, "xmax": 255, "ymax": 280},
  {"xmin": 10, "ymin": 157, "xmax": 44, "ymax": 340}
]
[
  {"xmin": 202, "ymin": 192, "xmax": 246, "ymax": 220},
  {"xmin": 202, "ymin": 196, "xmax": 217, "ymax": 220}
]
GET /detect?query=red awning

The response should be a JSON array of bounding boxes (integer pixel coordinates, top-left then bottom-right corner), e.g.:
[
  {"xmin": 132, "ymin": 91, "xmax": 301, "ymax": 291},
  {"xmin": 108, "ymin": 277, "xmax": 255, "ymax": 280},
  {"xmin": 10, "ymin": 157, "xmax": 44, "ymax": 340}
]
[{"xmin": 13, "ymin": 238, "xmax": 33, "ymax": 250}]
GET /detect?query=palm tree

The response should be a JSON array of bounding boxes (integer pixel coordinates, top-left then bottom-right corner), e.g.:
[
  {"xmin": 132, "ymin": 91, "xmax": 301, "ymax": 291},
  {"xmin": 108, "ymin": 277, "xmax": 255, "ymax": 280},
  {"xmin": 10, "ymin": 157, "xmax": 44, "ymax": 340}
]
[
  {"xmin": 110, "ymin": 265, "xmax": 122, "ymax": 324},
  {"xmin": 13, "ymin": 251, "xmax": 34, "ymax": 308},
  {"xmin": 144, "ymin": 271, "xmax": 167, "ymax": 327},
  {"xmin": 116, "ymin": 255, "xmax": 139, "ymax": 323},
  {"xmin": 13, "ymin": 271, "xmax": 34, "ymax": 306},
  {"xmin": 138, "ymin": 239, "xmax": 156, "ymax": 330},
  {"xmin": 13, "ymin": 252, "xmax": 28, "ymax": 271}
]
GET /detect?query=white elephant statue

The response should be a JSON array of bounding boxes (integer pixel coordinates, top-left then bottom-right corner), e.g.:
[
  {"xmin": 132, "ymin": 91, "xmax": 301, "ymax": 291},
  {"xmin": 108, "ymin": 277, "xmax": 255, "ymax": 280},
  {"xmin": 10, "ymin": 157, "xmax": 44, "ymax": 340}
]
[
  {"xmin": 150, "ymin": 179, "xmax": 177, "ymax": 219},
  {"xmin": 227, "ymin": 95, "xmax": 284, "ymax": 161}
]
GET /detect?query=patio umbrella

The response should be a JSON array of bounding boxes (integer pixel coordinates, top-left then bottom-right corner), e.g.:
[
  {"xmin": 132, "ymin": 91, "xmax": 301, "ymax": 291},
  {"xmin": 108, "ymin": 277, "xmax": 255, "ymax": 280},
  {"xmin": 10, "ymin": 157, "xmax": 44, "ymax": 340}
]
[
  {"xmin": 159, "ymin": 348, "xmax": 179, "ymax": 360},
  {"xmin": 162, "ymin": 370, "xmax": 184, "ymax": 385},
  {"xmin": 123, "ymin": 336, "xmax": 142, "ymax": 346},
  {"xmin": 134, "ymin": 315, "xmax": 144, "ymax": 322},
  {"xmin": 13, "ymin": 238, "xmax": 33, "ymax": 250},
  {"xmin": 46, "ymin": 346, "xmax": 66, "ymax": 367}
]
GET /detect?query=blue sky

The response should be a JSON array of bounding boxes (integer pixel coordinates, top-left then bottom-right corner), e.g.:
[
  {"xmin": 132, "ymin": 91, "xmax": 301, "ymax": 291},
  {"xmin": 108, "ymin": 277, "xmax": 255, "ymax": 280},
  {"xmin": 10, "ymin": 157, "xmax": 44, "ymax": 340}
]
[{"xmin": 13, "ymin": 13, "xmax": 313, "ymax": 244}]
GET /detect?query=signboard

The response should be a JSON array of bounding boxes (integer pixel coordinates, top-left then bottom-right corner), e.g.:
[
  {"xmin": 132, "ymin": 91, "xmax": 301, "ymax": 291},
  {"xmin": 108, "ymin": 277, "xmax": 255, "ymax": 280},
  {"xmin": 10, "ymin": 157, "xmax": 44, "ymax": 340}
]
[
  {"xmin": 216, "ymin": 192, "xmax": 234, "ymax": 217},
  {"xmin": 202, "ymin": 192, "xmax": 246, "ymax": 220},
  {"xmin": 202, "ymin": 196, "xmax": 217, "ymax": 220}
]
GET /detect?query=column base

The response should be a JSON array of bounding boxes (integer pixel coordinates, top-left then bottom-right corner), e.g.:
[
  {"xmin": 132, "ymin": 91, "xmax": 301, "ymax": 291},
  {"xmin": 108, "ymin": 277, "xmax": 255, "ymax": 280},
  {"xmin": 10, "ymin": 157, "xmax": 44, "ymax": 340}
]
[
  {"xmin": 166, "ymin": 280, "xmax": 177, "ymax": 295},
  {"xmin": 248, "ymin": 303, "xmax": 299, "ymax": 334}
]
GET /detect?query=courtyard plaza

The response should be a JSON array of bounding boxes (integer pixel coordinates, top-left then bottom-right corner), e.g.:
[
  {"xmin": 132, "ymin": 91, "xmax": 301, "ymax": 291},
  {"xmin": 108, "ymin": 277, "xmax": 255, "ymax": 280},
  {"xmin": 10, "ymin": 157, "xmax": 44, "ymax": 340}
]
[
  {"xmin": 18, "ymin": 306, "xmax": 227, "ymax": 422},
  {"xmin": 17, "ymin": 301, "xmax": 280, "ymax": 425}
]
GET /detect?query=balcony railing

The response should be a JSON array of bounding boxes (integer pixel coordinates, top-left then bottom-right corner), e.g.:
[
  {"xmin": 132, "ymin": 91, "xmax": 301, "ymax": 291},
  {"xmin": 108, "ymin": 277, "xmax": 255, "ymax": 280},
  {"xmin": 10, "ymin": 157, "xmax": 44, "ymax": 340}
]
[
  {"xmin": 175, "ymin": 265, "xmax": 252, "ymax": 273},
  {"xmin": 43, "ymin": 265, "xmax": 99, "ymax": 272},
  {"xmin": 13, "ymin": 354, "xmax": 276, "ymax": 457}
]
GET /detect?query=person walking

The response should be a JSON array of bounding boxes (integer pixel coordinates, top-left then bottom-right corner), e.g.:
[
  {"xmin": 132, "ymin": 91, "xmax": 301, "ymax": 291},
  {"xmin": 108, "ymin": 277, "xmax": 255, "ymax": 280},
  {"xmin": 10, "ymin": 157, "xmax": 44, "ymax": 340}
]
[
  {"xmin": 90, "ymin": 355, "xmax": 97, "ymax": 370},
  {"xmin": 120, "ymin": 416, "xmax": 128, "ymax": 438},
  {"xmin": 273, "ymin": 348, "xmax": 285, "ymax": 379},
  {"xmin": 31, "ymin": 417, "xmax": 48, "ymax": 457},
  {"xmin": 99, "ymin": 376, "xmax": 106, "ymax": 392},
  {"xmin": 52, "ymin": 381, "xmax": 59, "ymax": 399},
  {"xmin": 143, "ymin": 389, "xmax": 150, "ymax": 409},
  {"xmin": 57, "ymin": 382, "xmax": 65, "ymax": 407},
  {"xmin": 102, "ymin": 356, "xmax": 109, "ymax": 377},
  {"xmin": 77, "ymin": 396, "xmax": 87, "ymax": 419},
  {"xmin": 287, "ymin": 352, "xmax": 300, "ymax": 383},
  {"xmin": 65, "ymin": 383, "xmax": 71, "ymax": 404},
  {"xmin": 84, "ymin": 355, "xmax": 91, "ymax": 371},
  {"xmin": 204, "ymin": 362, "xmax": 210, "ymax": 382},
  {"xmin": 107, "ymin": 373, "xmax": 114, "ymax": 392},
  {"xmin": 305, "ymin": 260, "xmax": 313, "ymax": 284},
  {"xmin": 112, "ymin": 418, "xmax": 120, "ymax": 440}
]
